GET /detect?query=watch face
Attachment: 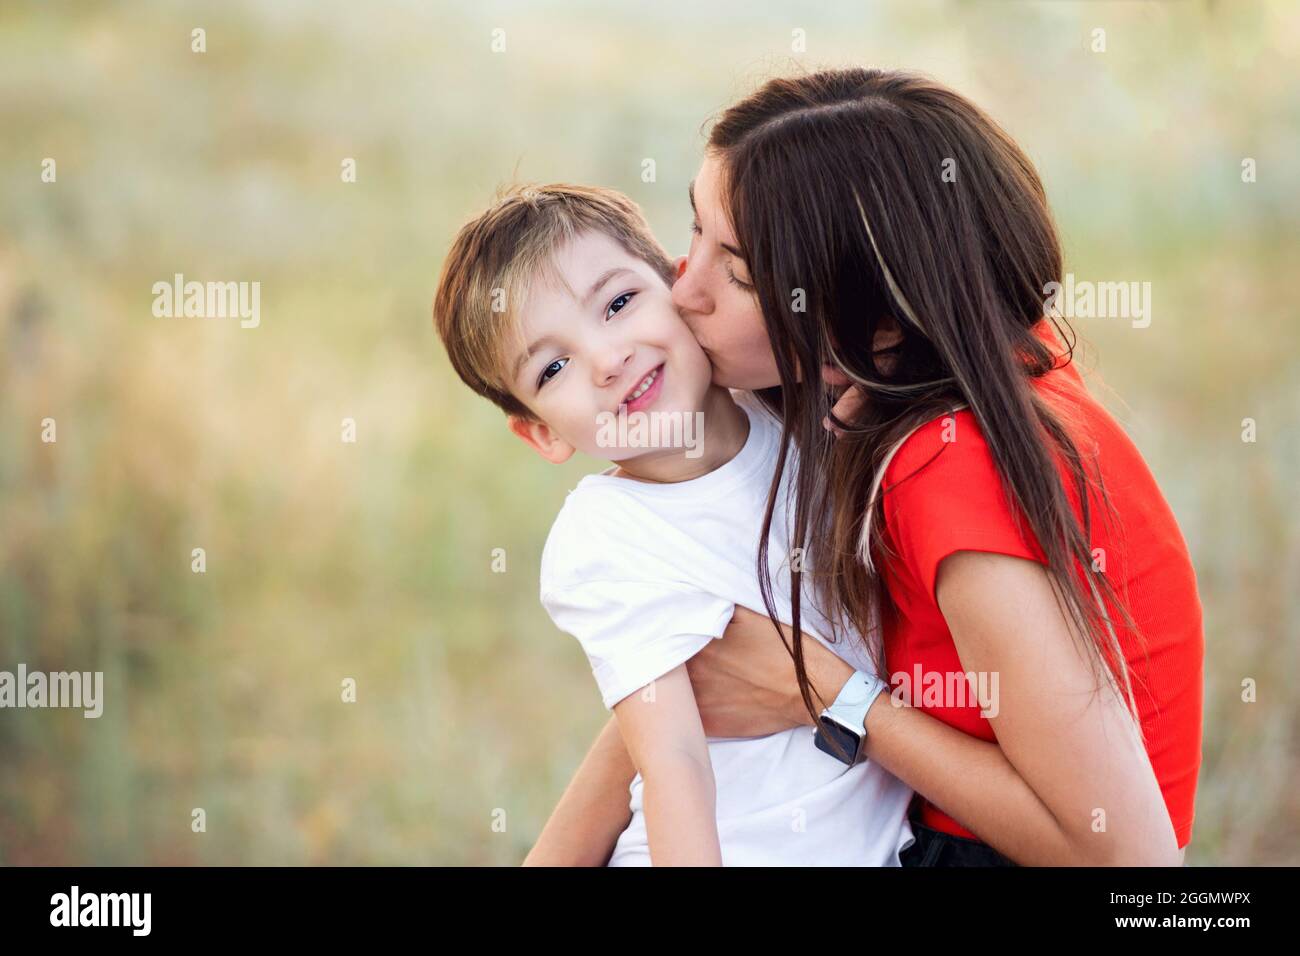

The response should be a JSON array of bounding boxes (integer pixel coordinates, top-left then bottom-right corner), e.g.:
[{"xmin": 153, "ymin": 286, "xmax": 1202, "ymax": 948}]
[{"xmin": 814, "ymin": 717, "xmax": 859, "ymax": 765}]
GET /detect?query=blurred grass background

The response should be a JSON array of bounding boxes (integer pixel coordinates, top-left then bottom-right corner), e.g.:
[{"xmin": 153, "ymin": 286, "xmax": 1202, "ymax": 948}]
[{"xmin": 0, "ymin": 0, "xmax": 1296, "ymax": 864}]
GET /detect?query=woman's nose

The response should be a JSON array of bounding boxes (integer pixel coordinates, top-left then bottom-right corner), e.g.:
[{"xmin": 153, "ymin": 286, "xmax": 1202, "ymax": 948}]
[{"xmin": 670, "ymin": 255, "xmax": 710, "ymax": 316}]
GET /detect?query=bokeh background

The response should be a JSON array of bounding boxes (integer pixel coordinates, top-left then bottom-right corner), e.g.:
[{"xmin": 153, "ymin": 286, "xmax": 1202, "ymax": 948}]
[{"xmin": 1, "ymin": 0, "xmax": 1297, "ymax": 865}]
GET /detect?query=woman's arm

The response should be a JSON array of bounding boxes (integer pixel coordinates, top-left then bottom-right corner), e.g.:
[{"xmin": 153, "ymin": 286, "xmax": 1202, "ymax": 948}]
[
  {"xmin": 706, "ymin": 556, "xmax": 1181, "ymax": 866},
  {"xmin": 924, "ymin": 550, "xmax": 1179, "ymax": 864},
  {"xmin": 522, "ymin": 715, "xmax": 636, "ymax": 866},
  {"xmin": 705, "ymin": 611, "xmax": 1097, "ymax": 864},
  {"xmin": 859, "ymin": 684, "xmax": 1181, "ymax": 865}
]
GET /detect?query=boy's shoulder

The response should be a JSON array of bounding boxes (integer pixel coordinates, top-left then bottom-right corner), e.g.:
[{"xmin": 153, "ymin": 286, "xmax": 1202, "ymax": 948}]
[{"xmin": 539, "ymin": 475, "xmax": 666, "ymax": 595}]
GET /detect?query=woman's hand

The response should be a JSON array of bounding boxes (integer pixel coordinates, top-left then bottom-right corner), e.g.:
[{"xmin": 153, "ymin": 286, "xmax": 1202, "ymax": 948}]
[
  {"xmin": 821, "ymin": 367, "xmax": 867, "ymax": 437},
  {"xmin": 822, "ymin": 317, "xmax": 901, "ymax": 435},
  {"xmin": 684, "ymin": 606, "xmax": 855, "ymax": 737}
]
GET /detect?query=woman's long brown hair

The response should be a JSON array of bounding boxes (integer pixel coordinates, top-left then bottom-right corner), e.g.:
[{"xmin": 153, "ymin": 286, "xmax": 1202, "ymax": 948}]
[{"xmin": 708, "ymin": 68, "xmax": 1138, "ymax": 755}]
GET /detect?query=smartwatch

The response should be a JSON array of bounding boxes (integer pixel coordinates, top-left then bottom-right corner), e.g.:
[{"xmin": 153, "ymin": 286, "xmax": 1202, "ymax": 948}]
[{"xmin": 813, "ymin": 670, "xmax": 887, "ymax": 765}]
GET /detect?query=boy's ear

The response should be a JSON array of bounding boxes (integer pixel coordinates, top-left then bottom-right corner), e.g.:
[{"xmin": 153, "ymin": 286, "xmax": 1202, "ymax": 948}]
[{"xmin": 507, "ymin": 414, "xmax": 575, "ymax": 464}]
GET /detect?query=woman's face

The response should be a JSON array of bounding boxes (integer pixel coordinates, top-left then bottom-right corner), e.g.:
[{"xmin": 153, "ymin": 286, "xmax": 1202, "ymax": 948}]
[{"xmin": 671, "ymin": 153, "xmax": 782, "ymax": 391}]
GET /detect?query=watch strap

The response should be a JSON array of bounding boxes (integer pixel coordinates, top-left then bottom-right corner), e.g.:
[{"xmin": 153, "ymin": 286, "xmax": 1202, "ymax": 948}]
[{"xmin": 814, "ymin": 670, "xmax": 888, "ymax": 765}]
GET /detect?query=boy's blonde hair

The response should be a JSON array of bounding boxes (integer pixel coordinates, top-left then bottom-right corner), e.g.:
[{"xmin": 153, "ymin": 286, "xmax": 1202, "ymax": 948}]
[{"xmin": 433, "ymin": 183, "xmax": 675, "ymax": 420}]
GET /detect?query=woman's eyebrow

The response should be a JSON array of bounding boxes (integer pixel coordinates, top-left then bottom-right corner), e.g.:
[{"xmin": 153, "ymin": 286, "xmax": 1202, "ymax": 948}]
[{"xmin": 688, "ymin": 179, "xmax": 745, "ymax": 259}]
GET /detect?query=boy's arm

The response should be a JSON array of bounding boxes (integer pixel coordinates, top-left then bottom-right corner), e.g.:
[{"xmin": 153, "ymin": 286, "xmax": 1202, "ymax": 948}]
[
  {"xmin": 612, "ymin": 663, "xmax": 722, "ymax": 866},
  {"xmin": 523, "ymin": 715, "xmax": 636, "ymax": 867}
]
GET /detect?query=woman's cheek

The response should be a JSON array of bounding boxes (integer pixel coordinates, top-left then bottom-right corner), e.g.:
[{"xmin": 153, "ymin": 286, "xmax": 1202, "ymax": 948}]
[{"xmin": 723, "ymin": 307, "xmax": 777, "ymax": 382}]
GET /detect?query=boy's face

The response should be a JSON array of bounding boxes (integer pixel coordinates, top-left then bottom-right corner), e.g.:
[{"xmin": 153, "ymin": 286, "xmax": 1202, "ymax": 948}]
[{"xmin": 504, "ymin": 230, "xmax": 714, "ymax": 463}]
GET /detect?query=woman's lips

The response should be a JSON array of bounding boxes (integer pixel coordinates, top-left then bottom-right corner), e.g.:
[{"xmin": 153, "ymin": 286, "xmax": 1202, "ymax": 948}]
[{"xmin": 621, "ymin": 364, "xmax": 665, "ymax": 414}]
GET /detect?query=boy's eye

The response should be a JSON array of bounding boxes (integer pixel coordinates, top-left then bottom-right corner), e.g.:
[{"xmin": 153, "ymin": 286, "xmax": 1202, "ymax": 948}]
[
  {"xmin": 690, "ymin": 220, "xmax": 702, "ymax": 236},
  {"xmin": 538, "ymin": 357, "xmax": 568, "ymax": 388},
  {"xmin": 606, "ymin": 291, "xmax": 636, "ymax": 320}
]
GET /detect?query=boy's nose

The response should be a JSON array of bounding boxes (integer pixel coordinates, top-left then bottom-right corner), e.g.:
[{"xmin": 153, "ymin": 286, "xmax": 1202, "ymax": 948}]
[{"xmin": 596, "ymin": 345, "xmax": 635, "ymax": 387}]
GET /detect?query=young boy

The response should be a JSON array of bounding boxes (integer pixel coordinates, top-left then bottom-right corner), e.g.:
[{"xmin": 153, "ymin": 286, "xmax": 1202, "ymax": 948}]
[{"xmin": 433, "ymin": 183, "xmax": 913, "ymax": 865}]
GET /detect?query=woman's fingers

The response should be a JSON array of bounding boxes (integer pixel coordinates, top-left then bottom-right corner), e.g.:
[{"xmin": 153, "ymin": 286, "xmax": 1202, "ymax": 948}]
[{"xmin": 824, "ymin": 385, "xmax": 866, "ymax": 437}]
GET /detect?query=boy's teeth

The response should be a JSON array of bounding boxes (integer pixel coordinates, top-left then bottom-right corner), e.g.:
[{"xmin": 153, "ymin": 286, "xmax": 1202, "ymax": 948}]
[{"xmin": 629, "ymin": 368, "xmax": 658, "ymax": 400}]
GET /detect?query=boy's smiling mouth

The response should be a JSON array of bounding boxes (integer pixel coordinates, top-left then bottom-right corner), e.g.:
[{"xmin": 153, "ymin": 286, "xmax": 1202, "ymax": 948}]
[{"xmin": 620, "ymin": 363, "xmax": 665, "ymax": 413}]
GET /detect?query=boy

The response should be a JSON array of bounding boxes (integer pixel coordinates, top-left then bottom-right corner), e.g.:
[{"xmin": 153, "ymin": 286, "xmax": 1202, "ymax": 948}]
[{"xmin": 433, "ymin": 184, "xmax": 913, "ymax": 865}]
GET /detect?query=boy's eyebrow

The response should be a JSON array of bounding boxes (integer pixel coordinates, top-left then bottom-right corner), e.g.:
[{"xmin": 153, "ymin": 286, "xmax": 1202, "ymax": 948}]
[
  {"xmin": 512, "ymin": 334, "xmax": 559, "ymax": 378},
  {"xmin": 583, "ymin": 267, "xmax": 634, "ymax": 306}
]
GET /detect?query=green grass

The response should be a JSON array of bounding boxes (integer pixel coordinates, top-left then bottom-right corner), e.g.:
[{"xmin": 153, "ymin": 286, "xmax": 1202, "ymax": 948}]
[{"xmin": 1, "ymin": 0, "xmax": 1297, "ymax": 865}]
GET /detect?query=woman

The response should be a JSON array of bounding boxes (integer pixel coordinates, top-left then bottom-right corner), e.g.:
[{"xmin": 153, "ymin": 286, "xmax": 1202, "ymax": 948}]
[{"xmin": 525, "ymin": 68, "xmax": 1204, "ymax": 866}]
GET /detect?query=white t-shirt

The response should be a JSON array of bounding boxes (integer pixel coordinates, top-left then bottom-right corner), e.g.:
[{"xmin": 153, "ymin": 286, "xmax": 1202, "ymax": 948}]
[{"xmin": 539, "ymin": 390, "xmax": 915, "ymax": 866}]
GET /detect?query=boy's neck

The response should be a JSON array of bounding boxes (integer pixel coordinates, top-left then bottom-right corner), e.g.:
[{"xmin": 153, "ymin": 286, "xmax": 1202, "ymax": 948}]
[{"xmin": 609, "ymin": 387, "xmax": 749, "ymax": 485}]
